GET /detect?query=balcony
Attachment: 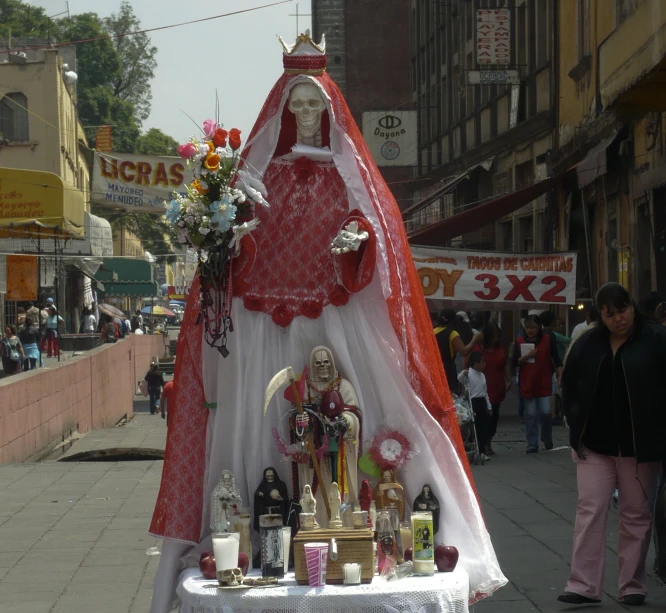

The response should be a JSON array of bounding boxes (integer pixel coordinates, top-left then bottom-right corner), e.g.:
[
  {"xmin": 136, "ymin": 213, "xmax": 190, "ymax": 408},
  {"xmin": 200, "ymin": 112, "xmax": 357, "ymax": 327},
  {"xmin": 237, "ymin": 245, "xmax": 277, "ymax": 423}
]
[{"xmin": 599, "ymin": 0, "xmax": 666, "ymax": 112}]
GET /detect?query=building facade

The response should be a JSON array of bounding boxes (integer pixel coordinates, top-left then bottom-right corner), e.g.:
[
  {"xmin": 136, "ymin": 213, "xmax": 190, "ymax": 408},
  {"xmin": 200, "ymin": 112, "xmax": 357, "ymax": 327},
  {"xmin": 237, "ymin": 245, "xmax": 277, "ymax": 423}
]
[
  {"xmin": 312, "ymin": 0, "xmax": 414, "ymax": 207},
  {"xmin": 0, "ymin": 45, "xmax": 97, "ymax": 333},
  {"xmin": 405, "ymin": 0, "xmax": 557, "ymax": 255},
  {"xmin": 554, "ymin": 0, "xmax": 666, "ymax": 306}
]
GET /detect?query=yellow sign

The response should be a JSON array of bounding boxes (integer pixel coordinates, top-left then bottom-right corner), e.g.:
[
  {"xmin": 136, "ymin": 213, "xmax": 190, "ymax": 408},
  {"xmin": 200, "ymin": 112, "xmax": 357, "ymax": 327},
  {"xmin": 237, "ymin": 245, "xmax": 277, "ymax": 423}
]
[
  {"xmin": 96, "ymin": 126, "xmax": 113, "ymax": 152},
  {"xmin": 0, "ymin": 168, "xmax": 84, "ymax": 238},
  {"xmin": 618, "ymin": 246, "xmax": 631, "ymax": 288},
  {"xmin": 6, "ymin": 255, "xmax": 38, "ymax": 300}
]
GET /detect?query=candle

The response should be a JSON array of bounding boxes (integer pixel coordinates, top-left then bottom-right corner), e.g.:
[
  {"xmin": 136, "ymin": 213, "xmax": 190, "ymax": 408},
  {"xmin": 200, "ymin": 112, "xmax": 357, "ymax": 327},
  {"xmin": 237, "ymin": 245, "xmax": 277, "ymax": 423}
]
[
  {"xmin": 343, "ymin": 562, "xmax": 362, "ymax": 585},
  {"xmin": 259, "ymin": 514, "xmax": 285, "ymax": 578},
  {"xmin": 229, "ymin": 508, "xmax": 252, "ymax": 570},
  {"xmin": 282, "ymin": 526, "xmax": 291, "ymax": 573},
  {"xmin": 399, "ymin": 521, "xmax": 412, "ymax": 563},
  {"xmin": 212, "ymin": 532, "xmax": 240, "ymax": 573},
  {"xmin": 411, "ymin": 512, "xmax": 434, "ymax": 575}
]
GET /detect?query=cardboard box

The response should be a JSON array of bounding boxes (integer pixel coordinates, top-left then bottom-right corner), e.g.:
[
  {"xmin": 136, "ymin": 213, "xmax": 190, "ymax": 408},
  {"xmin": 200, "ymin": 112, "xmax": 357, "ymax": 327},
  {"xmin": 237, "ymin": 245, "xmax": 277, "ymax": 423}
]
[{"xmin": 293, "ymin": 527, "xmax": 375, "ymax": 584}]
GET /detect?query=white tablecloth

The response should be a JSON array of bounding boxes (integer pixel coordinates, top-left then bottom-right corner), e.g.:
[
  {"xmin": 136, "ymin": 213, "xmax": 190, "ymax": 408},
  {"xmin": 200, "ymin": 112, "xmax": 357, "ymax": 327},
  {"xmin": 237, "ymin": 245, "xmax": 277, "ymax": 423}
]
[{"xmin": 177, "ymin": 567, "xmax": 470, "ymax": 613}]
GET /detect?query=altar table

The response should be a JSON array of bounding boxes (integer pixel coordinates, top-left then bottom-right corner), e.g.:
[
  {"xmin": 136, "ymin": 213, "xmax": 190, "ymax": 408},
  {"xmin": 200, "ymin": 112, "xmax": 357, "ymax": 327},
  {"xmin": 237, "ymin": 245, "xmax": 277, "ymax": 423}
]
[{"xmin": 177, "ymin": 566, "xmax": 470, "ymax": 613}]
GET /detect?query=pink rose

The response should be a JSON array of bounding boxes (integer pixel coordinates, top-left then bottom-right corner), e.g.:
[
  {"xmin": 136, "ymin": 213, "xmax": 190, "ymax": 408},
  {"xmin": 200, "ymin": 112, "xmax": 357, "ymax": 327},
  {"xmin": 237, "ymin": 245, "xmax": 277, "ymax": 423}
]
[
  {"xmin": 177, "ymin": 143, "xmax": 198, "ymax": 159},
  {"xmin": 202, "ymin": 119, "xmax": 218, "ymax": 139}
]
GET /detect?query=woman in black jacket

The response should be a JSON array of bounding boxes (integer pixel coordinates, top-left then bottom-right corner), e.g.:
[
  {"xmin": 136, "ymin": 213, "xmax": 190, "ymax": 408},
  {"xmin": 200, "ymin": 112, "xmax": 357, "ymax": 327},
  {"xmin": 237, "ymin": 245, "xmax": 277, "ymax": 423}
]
[{"xmin": 559, "ymin": 283, "xmax": 666, "ymax": 606}]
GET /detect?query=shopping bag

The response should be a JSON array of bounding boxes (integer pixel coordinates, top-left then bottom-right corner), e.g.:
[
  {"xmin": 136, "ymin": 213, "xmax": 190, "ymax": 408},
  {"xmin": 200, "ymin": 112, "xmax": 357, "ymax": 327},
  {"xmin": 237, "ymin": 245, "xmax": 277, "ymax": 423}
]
[
  {"xmin": 655, "ymin": 474, "xmax": 666, "ymax": 583},
  {"xmin": 139, "ymin": 380, "xmax": 148, "ymax": 397}
]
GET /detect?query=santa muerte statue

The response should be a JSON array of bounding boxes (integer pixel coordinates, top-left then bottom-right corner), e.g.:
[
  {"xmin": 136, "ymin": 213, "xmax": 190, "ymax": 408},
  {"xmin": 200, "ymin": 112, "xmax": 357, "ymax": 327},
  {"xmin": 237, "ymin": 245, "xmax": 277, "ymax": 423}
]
[{"xmin": 148, "ymin": 33, "xmax": 505, "ymax": 613}]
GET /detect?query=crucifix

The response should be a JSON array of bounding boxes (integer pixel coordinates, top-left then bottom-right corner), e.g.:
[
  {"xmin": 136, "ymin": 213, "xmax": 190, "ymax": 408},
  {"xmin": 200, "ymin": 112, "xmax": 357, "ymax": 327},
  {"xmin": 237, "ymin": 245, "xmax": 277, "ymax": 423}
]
[{"xmin": 288, "ymin": 3, "xmax": 312, "ymax": 38}]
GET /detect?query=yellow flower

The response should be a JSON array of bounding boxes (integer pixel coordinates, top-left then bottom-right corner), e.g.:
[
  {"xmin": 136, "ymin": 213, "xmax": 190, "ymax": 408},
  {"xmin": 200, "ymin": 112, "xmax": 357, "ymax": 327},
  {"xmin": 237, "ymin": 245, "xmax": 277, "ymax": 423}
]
[
  {"xmin": 207, "ymin": 141, "xmax": 215, "ymax": 153},
  {"xmin": 204, "ymin": 153, "xmax": 220, "ymax": 171},
  {"xmin": 191, "ymin": 179, "xmax": 208, "ymax": 195}
]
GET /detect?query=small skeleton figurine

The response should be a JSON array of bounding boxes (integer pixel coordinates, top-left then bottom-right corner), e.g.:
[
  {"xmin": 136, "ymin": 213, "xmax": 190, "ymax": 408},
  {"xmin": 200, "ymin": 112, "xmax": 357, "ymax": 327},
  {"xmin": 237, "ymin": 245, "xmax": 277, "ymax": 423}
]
[
  {"xmin": 413, "ymin": 483, "xmax": 441, "ymax": 534},
  {"xmin": 210, "ymin": 469, "xmax": 242, "ymax": 533},
  {"xmin": 299, "ymin": 484, "xmax": 320, "ymax": 529}
]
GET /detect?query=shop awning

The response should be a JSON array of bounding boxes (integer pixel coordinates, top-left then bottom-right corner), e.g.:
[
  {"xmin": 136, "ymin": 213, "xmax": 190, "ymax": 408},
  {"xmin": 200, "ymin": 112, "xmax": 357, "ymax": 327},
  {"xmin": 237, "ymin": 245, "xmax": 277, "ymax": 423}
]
[
  {"xmin": 98, "ymin": 281, "xmax": 159, "ymax": 298},
  {"xmin": 402, "ymin": 158, "xmax": 495, "ymax": 218},
  {"xmin": 407, "ymin": 174, "xmax": 563, "ymax": 246},
  {"xmin": 101, "ymin": 257, "xmax": 153, "ymax": 282},
  {"xmin": 576, "ymin": 131, "xmax": 618, "ymax": 189},
  {"xmin": 0, "ymin": 168, "xmax": 85, "ymax": 239}
]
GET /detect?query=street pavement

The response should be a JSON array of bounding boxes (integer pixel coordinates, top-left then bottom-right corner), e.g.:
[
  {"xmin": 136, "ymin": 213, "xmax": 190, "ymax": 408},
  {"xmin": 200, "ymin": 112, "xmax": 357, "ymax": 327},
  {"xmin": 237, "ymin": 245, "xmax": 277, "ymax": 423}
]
[{"xmin": 0, "ymin": 393, "xmax": 664, "ymax": 612}]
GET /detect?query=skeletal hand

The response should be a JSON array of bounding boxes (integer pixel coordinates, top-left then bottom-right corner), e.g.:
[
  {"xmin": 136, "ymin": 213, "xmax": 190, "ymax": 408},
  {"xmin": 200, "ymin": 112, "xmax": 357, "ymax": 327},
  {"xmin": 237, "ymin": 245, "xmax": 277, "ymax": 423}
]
[{"xmin": 331, "ymin": 221, "xmax": 369, "ymax": 255}]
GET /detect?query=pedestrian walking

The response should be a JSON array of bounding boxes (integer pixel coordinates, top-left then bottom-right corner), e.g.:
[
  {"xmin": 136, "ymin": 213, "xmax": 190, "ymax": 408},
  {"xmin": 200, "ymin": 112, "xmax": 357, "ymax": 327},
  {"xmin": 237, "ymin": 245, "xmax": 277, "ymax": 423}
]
[
  {"xmin": 44, "ymin": 306, "xmax": 63, "ymax": 358},
  {"xmin": 82, "ymin": 307, "xmax": 97, "ymax": 333},
  {"xmin": 559, "ymin": 282, "xmax": 666, "ymax": 606},
  {"xmin": 1, "ymin": 325, "xmax": 24, "ymax": 376},
  {"xmin": 513, "ymin": 314, "xmax": 562, "ymax": 453},
  {"xmin": 160, "ymin": 378, "xmax": 176, "ymax": 425},
  {"xmin": 465, "ymin": 322, "xmax": 510, "ymax": 455},
  {"xmin": 18, "ymin": 317, "xmax": 40, "ymax": 371},
  {"xmin": 434, "ymin": 308, "xmax": 480, "ymax": 396},
  {"xmin": 144, "ymin": 362, "xmax": 165, "ymax": 415},
  {"xmin": 458, "ymin": 352, "xmax": 493, "ymax": 463},
  {"xmin": 100, "ymin": 314, "xmax": 118, "ymax": 343}
]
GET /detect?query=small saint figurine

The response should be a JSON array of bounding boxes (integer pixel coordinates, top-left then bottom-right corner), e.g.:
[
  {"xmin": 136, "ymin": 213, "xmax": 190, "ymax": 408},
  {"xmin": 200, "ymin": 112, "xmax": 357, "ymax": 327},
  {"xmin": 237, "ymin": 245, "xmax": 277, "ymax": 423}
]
[
  {"xmin": 300, "ymin": 484, "xmax": 319, "ymax": 529},
  {"xmin": 210, "ymin": 469, "xmax": 242, "ymax": 533},
  {"xmin": 328, "ymin": 482, "xmax": 343, "ymax": 529},
  {"xmin": 413, "ymin": 483, "xmax": 441, "ymax": 534},
  {"xmin": 253, "ymin": 466, "xmax": 290, "ymax": 532},
  {"xmin": 373, "ymin": 469, "xmax": 405, "ymax": 521}
]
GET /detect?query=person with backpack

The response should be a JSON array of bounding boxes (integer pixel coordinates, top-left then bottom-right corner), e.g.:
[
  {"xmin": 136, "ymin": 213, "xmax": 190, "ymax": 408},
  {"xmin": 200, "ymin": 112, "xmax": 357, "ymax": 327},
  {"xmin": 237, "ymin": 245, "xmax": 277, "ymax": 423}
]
[
  {"xmin": 100, "ymin": 314, "xmax": 118, "ymax": 344},
  {"xmin": 2, "ymin": 325, "xmax": 25, "ymax": 376},
  {"xmin": 44, "ymin": 306, "xmax": 64, "ymax": 358},
  {"xmin": 144, "ymin": 362, "xmax": 166, "ymax": 415}
]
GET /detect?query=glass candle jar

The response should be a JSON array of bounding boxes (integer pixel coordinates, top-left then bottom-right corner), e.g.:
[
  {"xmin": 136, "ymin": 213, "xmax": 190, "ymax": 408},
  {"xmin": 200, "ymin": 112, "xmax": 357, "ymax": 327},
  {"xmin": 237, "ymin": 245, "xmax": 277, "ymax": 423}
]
[
  {"xmin": 411, "ymin": 511, "xmax": 434, "ymax": 575},
  {"xmin": 376, "ymin": 510, "xmax": 397, "ymax": 574},
  {"xmin": 259, "ymin": 514, "xmax": 285, "ymax": 579},
  {"xmin": 229, "ymin": 507, "xmax": 252, "ymax": 570}
]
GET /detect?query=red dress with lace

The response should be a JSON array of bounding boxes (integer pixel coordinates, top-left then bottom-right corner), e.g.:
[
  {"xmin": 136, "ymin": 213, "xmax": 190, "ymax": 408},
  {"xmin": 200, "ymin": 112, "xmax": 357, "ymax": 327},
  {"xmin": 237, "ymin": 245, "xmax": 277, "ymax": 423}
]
[{"xmin": 232, "ymin": 158, "xmax": 375, "ymax": 327}]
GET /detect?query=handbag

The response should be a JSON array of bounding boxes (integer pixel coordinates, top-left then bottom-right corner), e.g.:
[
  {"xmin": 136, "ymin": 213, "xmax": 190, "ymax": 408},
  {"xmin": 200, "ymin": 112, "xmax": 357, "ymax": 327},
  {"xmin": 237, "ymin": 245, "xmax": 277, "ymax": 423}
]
[{"xmin": 2, "ymin": 339, "xmax": 20, "ymax": 362}]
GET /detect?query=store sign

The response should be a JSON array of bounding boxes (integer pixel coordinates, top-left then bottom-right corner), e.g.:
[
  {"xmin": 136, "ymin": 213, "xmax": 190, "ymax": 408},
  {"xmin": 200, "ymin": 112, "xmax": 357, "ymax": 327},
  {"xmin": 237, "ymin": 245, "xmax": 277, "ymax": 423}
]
[
  {"xmin": 92, "ymin": 152, "xmax": 195, "ymax": 214},
  {"xmin": 361, "ymin": 111, "xmax": 417, "ymax": 167},
  {"xmin": 411, "ymin": 247, "xmax": 577, "ymax": 306},
  {"xmin": 95, "ymin": 126, "xmax": 113, "ymax": 152},
  {"xmin": 6, "ymin": 255, "xmax": 38, "ymax": 300},
  {"xmin": 467, "ymin": 70, "xmax": 519, "ymax": 85},
  {"xmin": 476, "ymin": 9, "xmax": 511, "ymax": 66}
]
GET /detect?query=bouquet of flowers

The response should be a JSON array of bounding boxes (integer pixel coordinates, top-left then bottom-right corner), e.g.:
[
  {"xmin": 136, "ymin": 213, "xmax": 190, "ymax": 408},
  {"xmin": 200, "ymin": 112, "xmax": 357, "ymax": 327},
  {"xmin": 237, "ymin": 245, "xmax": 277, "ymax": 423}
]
[{"xmin": 165, "ymin": 119, "xmax": 269, "ymax": 355}]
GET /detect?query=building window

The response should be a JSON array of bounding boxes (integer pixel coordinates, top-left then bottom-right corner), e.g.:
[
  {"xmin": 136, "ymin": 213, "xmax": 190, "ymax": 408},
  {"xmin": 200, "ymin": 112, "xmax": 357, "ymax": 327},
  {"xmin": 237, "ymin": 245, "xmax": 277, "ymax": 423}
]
[
  {"xmin": 577, "ymin": 0, "xmax": 591, "ymax": 61},
  {"xmin": 0, "ymin": 92, "xmax": 29, "ymax": 142},
  {"xmin": 536, "ymin": 0, "xmax": 551, "ymax": 67},
  {"xmin": 617, "ymin": 0, "xmax": 636, "ymax": 23}
]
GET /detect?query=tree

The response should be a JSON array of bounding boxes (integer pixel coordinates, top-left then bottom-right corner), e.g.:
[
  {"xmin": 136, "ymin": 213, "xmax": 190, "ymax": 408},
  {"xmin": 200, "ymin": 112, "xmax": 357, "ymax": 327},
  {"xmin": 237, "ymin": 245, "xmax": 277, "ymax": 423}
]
[
  {"xmin": 0, "ymin": 0, "xmax": 55, "ymax": 40},
  {"xmin": 104, "ymin": 1, "xmax": 157, "ymax": 124},
  {"xmin": 136, "ymin": 128, "xmax": 179, "ymax": 156}
]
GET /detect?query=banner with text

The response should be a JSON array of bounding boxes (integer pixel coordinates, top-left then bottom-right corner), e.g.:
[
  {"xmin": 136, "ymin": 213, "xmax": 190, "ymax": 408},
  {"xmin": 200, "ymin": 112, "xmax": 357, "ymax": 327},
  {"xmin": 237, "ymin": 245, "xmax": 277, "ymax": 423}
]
[
  {"xmin": 92, "ymin": 152, "xmax": 195, "ymax": 214},
  {"xmin": 411, "ymin": 247, "xmax": 577, "ymax": 306}
]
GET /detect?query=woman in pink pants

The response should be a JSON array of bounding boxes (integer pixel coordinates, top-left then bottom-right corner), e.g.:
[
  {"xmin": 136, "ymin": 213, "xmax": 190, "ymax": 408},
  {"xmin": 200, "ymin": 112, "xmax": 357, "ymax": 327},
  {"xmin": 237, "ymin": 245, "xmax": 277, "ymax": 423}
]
[{"xmin": 560, "ymin": 283, "xmax": 665, "ymax": 607}]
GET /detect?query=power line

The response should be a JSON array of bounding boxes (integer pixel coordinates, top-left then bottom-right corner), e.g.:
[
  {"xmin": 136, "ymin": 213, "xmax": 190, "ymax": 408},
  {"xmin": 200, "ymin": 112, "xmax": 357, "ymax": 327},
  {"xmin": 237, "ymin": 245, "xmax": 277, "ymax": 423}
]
[{"xmin": 0, "ymin": 1, "xmax": 294, "ymax": 55}]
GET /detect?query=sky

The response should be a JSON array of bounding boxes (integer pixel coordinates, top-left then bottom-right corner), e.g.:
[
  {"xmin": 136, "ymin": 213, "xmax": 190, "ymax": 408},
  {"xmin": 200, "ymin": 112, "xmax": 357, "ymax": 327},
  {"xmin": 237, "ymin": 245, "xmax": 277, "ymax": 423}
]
[{"xmin": 27, "ymin": 0, "xmax": 312, "ymax": 146}]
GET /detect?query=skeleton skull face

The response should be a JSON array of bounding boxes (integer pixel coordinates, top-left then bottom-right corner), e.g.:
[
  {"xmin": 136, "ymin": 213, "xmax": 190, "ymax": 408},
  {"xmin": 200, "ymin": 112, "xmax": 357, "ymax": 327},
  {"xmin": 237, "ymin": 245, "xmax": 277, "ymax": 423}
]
[
  {"xmin": 288, "ymin": 83, "xmax": 325, "ymax": 140},
  {"xmin": 219, "ymin": 567, "xmax": 243, "ymax": 587},
  {"xmin": 265, "ymin": 469, "xmax": 275, "ymax": 483},
  {"xmin": 313, "ymin": 349, "xmax": 333, "ymax": 382}
]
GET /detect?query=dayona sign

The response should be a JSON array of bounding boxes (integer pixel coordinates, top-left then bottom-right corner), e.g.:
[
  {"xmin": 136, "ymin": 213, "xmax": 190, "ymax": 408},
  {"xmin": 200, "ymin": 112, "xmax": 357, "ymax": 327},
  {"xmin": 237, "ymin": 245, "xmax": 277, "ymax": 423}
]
[{"xmin": 411, "ymin": 246, "xmax": 577, "ymax": 306}]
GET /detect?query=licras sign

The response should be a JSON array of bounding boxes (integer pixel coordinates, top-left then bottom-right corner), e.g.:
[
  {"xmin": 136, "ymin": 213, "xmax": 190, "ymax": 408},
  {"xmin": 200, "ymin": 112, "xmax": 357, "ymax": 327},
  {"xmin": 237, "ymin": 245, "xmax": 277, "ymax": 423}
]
[
  {"xmin": 411, "ymin": 247, "xmax": 577, "ymax": 306},
  {"xmin": 92, "ymin": 152, "xmax": 196, "ymax": 214}
]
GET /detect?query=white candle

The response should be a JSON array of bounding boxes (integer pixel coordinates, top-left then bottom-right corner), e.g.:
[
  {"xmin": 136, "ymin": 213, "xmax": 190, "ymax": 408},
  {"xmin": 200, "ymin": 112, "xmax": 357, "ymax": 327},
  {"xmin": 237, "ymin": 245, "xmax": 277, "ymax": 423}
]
[
  {"xmin": 343, "ymin": 562, "xmax": 362, "ymax": 585},
  {"xmin": 212, "ymin": 532, "xmax": 240, "ymax": 572},
  {"xmin": 282, "ymin": 527, "xmax": 291, "ymax": 573}
]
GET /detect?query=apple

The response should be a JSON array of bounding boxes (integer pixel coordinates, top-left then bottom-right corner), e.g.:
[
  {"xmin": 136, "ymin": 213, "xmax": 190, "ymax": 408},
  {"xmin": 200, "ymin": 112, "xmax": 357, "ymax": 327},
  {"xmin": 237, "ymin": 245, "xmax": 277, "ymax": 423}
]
[
  {"xmin": 199, "ymin": 550, "xmax": 217, "ymax": 580},
  {"xmin": 435, "ymin": 545, "xmax": 459, "ymax": 572},
  {"xmin": 238, "ymin": 552, "xmax": 250, "ymax": 576},
  {"xmin": 403, "ymin": 547, "xmax": 413, "ymax": 562}
]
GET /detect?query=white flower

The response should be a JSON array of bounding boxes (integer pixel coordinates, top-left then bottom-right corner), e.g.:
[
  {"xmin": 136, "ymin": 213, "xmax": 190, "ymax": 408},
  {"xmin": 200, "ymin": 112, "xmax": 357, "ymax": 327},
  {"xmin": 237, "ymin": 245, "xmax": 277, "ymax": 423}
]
[
  {"xmin": 185, "ymin": 216, "xmax": 195, "ymax": 225},
  {"xmin": 199, "ymin": 226, "xmax": 210, "ymax": 236},
  {"xmin": 237, "ymin": 169, "xmax": 269, "ymax": 208},
  {"xmin": 229, "ymin": 218, "xmax": 260, "ymax": 253}
]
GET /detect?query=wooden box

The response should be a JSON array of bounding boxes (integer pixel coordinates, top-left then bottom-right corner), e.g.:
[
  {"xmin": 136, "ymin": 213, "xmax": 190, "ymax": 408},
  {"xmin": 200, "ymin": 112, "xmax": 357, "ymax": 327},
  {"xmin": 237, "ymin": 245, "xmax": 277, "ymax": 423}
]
[{"xmin": 293, "ymin": 528, "xmax": 375, "ymax": 585}]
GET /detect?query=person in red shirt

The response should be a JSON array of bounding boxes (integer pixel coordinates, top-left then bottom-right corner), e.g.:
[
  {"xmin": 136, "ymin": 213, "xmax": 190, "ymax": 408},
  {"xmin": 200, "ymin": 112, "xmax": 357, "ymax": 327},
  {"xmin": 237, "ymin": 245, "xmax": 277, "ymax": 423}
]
[
  {"xmin": 513, "ymin": 314, "xmax": 563, "ymax": 453},
  {"xmin": 160, "ymin": 379, "xmax": 176, "ymax": 424},
  {"xmin": 465, "ymin": 323, "xmax": 511, "ymax": 455}
]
